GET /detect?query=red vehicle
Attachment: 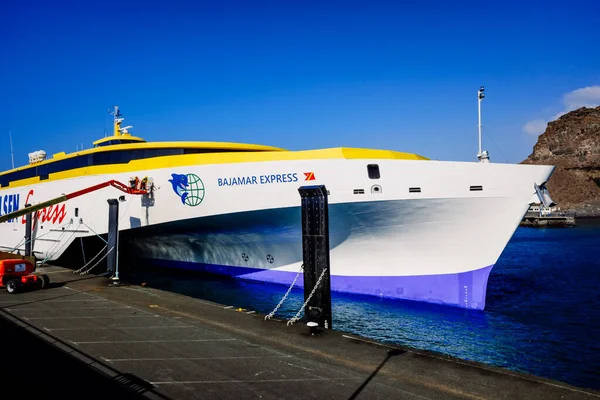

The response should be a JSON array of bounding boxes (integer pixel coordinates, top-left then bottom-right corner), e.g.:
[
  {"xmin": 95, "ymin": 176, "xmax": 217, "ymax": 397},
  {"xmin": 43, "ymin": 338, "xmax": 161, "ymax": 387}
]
[
  {"xmin": 0, "ymin": 179, "xmax": 148, "ymax": 294},
  {"xmin": 0, "ymin": 259, "xmax": 49, "ymax": 294}
]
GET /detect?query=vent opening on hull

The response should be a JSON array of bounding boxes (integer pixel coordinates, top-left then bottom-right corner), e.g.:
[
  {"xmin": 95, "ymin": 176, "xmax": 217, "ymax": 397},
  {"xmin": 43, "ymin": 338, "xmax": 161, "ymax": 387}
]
[
  {"xmin": 367, "ymin": 164, "xmax": 380, "ymax": 179},
  {"xmin": 353, "ymin": 189, "xmax": 365, "ymax": 194},
  {"xmin": 470, "ymin": 185, "xmax": 483, "ymax": 191},
  {"xmin": 409, "ymin": 187, "xmax": 421, "ymax": 193}
]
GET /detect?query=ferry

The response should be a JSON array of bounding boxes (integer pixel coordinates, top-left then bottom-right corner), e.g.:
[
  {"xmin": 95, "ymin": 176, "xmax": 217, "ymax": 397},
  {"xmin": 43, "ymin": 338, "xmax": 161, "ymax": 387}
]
[{"xmin": 0, "ymin": 106, "xmax": 554, "ymax": 310}]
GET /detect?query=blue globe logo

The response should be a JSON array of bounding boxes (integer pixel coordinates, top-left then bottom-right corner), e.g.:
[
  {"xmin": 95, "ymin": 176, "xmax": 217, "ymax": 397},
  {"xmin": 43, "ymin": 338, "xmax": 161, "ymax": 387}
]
[
  {"xmin": 168, "ymin": 173, "xmax": 206, "ymax": 207},
  {"xmin": 183, "ymin": 174, "xmax": 205, "ymax": 206}
]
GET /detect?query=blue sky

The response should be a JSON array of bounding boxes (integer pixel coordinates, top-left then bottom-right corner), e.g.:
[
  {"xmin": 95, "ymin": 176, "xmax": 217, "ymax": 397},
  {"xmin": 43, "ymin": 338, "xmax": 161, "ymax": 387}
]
[{"xmin": 1, "ymin": 0, "xmax": 599, "ymax": 171}]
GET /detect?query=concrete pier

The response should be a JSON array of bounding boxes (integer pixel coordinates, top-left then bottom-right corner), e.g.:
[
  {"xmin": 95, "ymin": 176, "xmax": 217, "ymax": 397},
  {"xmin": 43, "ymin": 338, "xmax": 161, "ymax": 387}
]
[
  {"xmin": 1, "ymin": 266, "xmax": 598, "ymax": 400},
  {"xmin": 520, "ymin": 212, "xmax": 577, "ymax": 227}
]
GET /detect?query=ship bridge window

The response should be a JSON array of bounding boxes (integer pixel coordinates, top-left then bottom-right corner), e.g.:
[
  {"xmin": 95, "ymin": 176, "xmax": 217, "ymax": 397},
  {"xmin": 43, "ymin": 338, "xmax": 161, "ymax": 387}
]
[
  {"xmin": 0, "ymin": 168, "xmax": 33, "ymax": 187},
  {"xmin": 94, "ymin": 139, "xmax": 144, "ymax": 147},
  {"xmin": 367, "ymin": 164, "xmax": 380, "ymax": 179},
  {"xmin": 0, "ymin": 147, "xmax": 270, "ymax": 187}
]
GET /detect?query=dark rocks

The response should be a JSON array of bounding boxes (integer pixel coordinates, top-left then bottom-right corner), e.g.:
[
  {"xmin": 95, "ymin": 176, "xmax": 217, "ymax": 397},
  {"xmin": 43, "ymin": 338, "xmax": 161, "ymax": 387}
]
[{"xmin": 522, "ymin": 106, "xmax": 600, "ymax": 216}]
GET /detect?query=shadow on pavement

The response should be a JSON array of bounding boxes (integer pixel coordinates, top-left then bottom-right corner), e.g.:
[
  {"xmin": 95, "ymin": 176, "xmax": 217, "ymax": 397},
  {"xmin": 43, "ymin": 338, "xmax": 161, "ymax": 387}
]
[{"xmin": 0, "ymin": 313, "xmax": 169, "ymax": 400}]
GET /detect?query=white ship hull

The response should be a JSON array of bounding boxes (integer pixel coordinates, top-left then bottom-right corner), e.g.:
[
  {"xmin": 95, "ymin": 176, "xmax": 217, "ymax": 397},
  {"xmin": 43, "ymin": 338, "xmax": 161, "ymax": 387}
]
[{"xmin": 0, "ymin": 158, "xmax": 553, "ymax": 309}]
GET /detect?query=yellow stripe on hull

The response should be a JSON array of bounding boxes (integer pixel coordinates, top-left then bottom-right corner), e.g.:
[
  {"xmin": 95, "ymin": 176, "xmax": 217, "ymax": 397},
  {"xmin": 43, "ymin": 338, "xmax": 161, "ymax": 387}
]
[{"xmin": 0, "ymin": 146, "xmax": 428, "ymax": 191}]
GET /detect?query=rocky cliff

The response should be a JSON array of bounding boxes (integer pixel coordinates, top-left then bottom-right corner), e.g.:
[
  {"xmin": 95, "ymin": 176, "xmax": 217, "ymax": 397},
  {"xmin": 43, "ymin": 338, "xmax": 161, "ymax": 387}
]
[{"xmin": 521, "ymin": 106, "xmax": 600, "ymax": 217}]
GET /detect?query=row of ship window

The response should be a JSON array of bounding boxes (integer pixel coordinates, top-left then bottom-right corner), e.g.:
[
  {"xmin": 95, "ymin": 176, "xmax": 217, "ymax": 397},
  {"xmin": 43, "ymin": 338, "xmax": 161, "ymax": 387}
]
[{"xmin": 0, "ymin": 148, "xmax": 260, "ymax": 187}]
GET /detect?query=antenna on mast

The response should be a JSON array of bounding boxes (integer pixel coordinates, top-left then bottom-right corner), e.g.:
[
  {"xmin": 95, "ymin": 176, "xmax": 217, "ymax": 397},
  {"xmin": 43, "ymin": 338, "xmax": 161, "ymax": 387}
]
[
  {"xmin": 9, "ymin": 131, "xmax": 15, "ymax": 169},
  {"xmin": 477, "ymin": 86, "xmax": 490, "ymax": 163},
  {"xmin": 108, "ymin": 105, "xmax": 132, "ymax": 136}
]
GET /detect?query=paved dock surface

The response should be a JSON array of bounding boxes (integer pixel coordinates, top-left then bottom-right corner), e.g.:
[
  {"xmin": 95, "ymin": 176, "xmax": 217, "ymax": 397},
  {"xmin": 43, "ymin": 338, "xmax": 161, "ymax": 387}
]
[{"xmin": 1, "ymin": 266, "xmax": 598, "ymax": 400}]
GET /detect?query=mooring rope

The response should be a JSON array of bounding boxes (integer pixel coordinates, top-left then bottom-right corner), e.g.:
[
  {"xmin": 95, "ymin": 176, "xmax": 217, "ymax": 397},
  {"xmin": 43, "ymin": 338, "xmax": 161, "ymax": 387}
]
[
  {"xmin": 37, "ymin": 220, "xmax": 79, "ymax": 266},
  {"xmin": 5, "ymin": 220, "xmax": 74, "ymax": 254},
  {"xmin": 76, "ymin": 246, "xmax": 115, "ymax": 275}
]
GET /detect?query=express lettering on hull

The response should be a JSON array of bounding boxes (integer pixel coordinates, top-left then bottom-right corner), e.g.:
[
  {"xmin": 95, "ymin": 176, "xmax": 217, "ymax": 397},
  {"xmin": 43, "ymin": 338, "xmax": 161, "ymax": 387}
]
[
  {"xmin": 218, "ymin": 173, "xmax": 298, "ymax": 187},
  {"xmin": 0, "ymin": 194, "xmax": 20, "ymax": 223},
  {"xmin": 19, "ymin": 190, "xmax": 67, "ymax": 226},
  {"xmin": 0, "ymin": 190, "xmax": 67, "ymax": 225}
]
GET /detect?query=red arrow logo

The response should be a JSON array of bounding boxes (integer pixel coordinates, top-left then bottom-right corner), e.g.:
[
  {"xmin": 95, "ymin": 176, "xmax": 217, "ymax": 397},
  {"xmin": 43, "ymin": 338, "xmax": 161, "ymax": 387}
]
[{"xmin": 304, "ymin": 172, "xmax": 316, "ymax": 181}]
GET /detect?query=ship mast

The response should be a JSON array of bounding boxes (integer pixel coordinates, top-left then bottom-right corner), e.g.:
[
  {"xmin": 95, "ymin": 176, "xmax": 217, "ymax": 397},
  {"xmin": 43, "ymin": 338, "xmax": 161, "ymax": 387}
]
[
  {"xmin": 110, "ymin": 105, "xmax": 123, "ymax": 137},
  {"xmin": 477, "ymin": 86, "xmax": 490, "ymax": 163},
  {"xmin": 109, "ymin": 105, "xmax": 133, "ymax": 137}
]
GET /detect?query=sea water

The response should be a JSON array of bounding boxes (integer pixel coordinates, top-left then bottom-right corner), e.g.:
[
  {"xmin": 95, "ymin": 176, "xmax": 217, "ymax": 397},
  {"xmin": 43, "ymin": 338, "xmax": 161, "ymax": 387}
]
[{"xmin": 130, "ymin": 219, "xmax": 600, "ymax": 390}]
